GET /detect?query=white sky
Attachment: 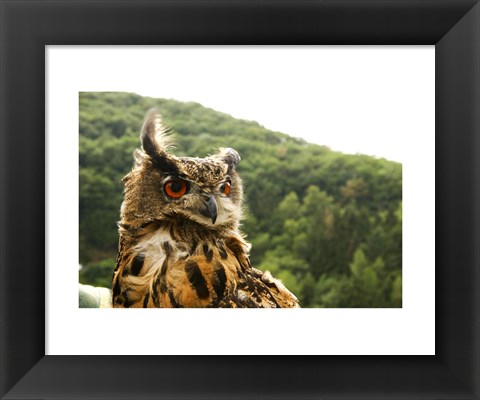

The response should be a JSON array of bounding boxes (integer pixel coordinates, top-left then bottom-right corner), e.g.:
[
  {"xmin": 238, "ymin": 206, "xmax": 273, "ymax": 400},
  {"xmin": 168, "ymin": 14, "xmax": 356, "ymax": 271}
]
[{"xmin": 128, "ymin": 46, "xmax": 435, "ymax": 163}]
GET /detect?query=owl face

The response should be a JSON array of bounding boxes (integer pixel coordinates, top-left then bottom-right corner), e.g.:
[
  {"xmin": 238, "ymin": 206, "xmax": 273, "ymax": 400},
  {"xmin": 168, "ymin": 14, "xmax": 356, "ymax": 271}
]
[
  {"xmin": 153, "ymin": 152, "xmax": 243, "ymax": 227},
  {"xmin": 120, "ymin": 110, "xmax": 243, "ymax": 230}
]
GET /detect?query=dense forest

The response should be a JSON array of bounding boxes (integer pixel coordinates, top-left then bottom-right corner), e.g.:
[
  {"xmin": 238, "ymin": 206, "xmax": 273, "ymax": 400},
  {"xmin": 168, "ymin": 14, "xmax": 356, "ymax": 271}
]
[{"xmin": 79, "ymin": 92, "xmax": 402, "ymax": 308}]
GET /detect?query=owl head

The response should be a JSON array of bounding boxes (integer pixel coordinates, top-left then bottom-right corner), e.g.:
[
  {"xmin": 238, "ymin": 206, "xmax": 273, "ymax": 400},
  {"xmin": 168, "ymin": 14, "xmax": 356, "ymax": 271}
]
[{"xmin": 120, "ymin": 109, "xmax": 243, "ymax": 232}]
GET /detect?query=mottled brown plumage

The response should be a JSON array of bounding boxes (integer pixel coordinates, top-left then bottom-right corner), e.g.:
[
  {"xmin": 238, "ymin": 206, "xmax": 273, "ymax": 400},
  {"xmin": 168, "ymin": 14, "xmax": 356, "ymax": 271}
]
[{"xmin": 112, "ymin": 109, "xmax": 300, "ymax": 308}]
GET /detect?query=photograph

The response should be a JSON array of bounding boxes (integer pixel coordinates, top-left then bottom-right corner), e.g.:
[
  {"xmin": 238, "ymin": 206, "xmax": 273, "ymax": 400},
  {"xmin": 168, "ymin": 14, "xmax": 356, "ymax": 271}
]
[
  {"xmin": 46, "ymin": 46, "xmax": 433, "ymax": 355},
  {"xmin": 79, "ymin": 90, "xmax": 403, "ymax": 309}
]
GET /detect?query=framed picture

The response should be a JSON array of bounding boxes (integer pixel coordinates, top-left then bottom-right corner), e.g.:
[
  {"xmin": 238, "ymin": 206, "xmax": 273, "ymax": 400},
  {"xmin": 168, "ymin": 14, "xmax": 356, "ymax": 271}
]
[
  {"xmin": 52, "ymin": 47, "xmax": 430, "ymax": 356},
  {"xmin": 1, "ymin": 1, "xmax": 479, "ymax": 399}
]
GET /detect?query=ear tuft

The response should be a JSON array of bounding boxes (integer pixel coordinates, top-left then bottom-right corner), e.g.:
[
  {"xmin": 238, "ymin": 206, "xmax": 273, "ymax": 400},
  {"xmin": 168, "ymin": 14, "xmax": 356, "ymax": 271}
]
[
  {"xmin": 139, "ymin": 109, "xmax": 178, "ymax": 173},
  {"xmin": 217, "ymin": 148, "xmax": 241, "ymax": 169},
  {"xmin": 140, "ymin": 108, "xmax": 174, "ymax": 158}
]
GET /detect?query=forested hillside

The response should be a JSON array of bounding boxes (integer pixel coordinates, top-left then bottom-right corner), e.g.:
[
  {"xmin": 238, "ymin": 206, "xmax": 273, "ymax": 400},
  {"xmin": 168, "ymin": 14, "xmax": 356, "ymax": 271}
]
[{"xmin": 79, "ymin": 92, "xmax": 402, "ymax": 307}]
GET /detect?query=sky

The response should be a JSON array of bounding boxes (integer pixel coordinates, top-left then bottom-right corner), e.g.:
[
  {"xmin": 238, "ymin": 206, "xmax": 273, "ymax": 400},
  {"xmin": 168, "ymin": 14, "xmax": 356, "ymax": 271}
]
[{"xmin": 124, "ymin": 46, "xmax": 435, "ymax": 163}]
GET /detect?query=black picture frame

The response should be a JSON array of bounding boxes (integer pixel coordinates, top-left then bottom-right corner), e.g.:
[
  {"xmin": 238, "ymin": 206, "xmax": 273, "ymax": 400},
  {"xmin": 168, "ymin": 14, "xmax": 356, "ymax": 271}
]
[{"xmin": 1, "ymin": 0, "xmax": 479, "ymax": 399}]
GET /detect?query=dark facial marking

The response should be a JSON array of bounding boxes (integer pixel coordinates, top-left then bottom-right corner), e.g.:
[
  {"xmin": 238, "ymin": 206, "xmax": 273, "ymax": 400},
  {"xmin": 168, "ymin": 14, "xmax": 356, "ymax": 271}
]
[
  {"xmin": 130, "ymin": 254, "xmax": 145, "ymax": 276},
  {"xmin": 185, "ymin": 261, "xmax": 210, "ymax": 300},
  {"xmin": 153, "ymin": 156, "xmax": 180, "ymax": 174}
]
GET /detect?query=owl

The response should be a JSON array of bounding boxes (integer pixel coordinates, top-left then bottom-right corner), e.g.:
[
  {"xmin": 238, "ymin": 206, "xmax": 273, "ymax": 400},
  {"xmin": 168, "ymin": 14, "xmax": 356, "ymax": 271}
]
[{"xmin": 112, "ymin": 109, "xmax": 300, "ymax": 308}]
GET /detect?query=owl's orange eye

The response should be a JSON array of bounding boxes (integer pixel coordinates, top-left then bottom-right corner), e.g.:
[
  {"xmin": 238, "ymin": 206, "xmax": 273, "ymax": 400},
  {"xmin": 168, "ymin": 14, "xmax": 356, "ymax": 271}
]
[
  {"xmin": 220, "ymin": 181, "xmax": 231, "ymax": 196},
  {"xmin": 164, "ymin": 179, "xmax": 188, "ymax": 199}
]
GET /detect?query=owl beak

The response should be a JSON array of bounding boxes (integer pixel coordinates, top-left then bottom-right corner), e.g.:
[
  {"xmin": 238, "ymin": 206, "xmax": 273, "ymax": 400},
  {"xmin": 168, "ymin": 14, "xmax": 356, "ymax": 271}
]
[{"xmin": 202, "ymin": 195, "xmax": 218, "ymax": 224}]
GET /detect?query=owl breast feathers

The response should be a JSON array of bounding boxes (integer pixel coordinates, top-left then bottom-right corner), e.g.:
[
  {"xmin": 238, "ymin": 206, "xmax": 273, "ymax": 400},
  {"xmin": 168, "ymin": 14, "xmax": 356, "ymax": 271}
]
[{"xmin": 112, "ymin": 109, "xmax": 300, "ymax": 308}]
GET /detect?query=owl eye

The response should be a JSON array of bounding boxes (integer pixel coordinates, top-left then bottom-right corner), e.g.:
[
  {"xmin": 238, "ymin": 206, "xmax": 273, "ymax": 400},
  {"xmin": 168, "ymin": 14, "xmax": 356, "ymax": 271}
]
[
  {"xmin": 220, "ymin": 180, "xmax": 231, "ymax": 196},
  {"xmin": 164, "ymin": 178, "xmax": 188, "ymax": 199}
]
